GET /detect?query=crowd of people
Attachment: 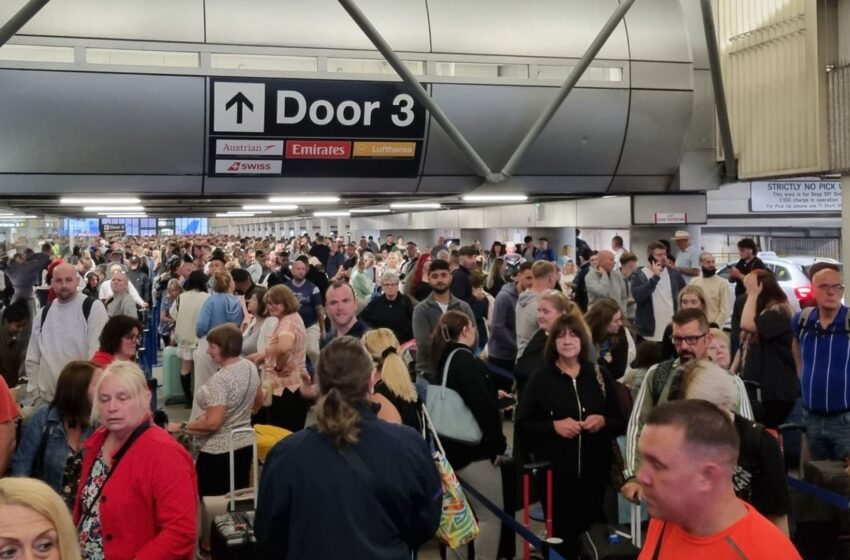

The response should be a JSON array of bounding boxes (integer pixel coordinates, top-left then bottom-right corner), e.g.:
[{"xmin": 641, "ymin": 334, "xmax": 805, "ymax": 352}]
[{"xmin": 0, "ymin": 227, "xmax": 839, "ymax": 559}]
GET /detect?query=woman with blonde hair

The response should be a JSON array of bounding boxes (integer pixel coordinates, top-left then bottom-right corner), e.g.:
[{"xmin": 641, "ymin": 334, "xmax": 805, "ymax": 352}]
[
  {"xmin": 362, "ymin": 328, "xmax": 422, "ymax": 431},
  {"xmin": 660, "ymin": 284, "xmax": 709, "ymax": 358},
  {"xmin": 0, "ymin": 477, "xmax": 81, "ymax": 560},
  {"xmin": 75, "ymin": 361, "xmax": 197, "ymax": 559}
]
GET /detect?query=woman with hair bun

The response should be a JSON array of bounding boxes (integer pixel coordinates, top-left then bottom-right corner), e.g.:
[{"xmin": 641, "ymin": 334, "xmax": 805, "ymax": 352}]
[{"xmin": 255, "ymin": 336, "xmax": 441, "ymax": 559}]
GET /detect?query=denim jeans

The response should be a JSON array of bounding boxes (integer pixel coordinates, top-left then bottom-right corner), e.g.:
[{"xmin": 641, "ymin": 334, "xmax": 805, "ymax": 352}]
[{"xmin": 802, "ymin": 408, "xmax": 850, "ymax": 461}]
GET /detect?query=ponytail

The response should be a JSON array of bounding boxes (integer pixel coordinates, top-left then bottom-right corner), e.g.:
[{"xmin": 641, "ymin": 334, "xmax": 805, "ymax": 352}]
[
  {"xmin": 314, "ymin": 336, "xmax": 373, "ymax": 449},
  {"xmin": 362, "ymin": 328, "xmax": 418, "ymax": 403},
  {"xmin": 315, "ymin": 387, "xmax": 362, "ymax": 448}
]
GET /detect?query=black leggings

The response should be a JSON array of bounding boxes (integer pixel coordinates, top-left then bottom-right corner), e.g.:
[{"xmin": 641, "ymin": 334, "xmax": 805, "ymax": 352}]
[{"xmin": 196, "ymin": 446, "xmax": 252, "ymax": 497}]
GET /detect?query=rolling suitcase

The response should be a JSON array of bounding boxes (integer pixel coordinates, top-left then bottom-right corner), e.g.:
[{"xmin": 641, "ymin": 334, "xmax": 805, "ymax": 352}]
[
  {"xmin": 578, "ymin": 502, "xmax": 642, "ymax": 560},
  {"xmin": 161, "ymin": 346, "xmax": 187, "ymax": 405},
  {"xmin": 522, "ymin": 461, "xmax": 560, "ymax": 560},
  {"xmin": 210, "ymin": 427, "xmax": 259, "ymax": 559}
]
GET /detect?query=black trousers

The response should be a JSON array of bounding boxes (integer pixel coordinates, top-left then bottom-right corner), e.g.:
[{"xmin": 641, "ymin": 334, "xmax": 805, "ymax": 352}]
[{"xmin": 196, "ymin": 446, "xmax": 252, "ymax": 497}]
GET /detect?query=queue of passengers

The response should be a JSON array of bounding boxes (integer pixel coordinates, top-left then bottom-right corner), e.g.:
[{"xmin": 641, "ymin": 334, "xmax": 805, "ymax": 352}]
[{"xmin": 0, "ymin": 229, "xmax": 837, "ymax": 559}]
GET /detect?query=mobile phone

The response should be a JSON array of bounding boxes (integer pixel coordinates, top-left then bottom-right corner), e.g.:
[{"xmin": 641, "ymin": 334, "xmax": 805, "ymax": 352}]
[
  {"xmin": 648, "ymin": 255, "xmax": 657, "ymax": 265},
  {"xmin": 498, "ymin": 395, "xmax": 518, "ymax": 409}
]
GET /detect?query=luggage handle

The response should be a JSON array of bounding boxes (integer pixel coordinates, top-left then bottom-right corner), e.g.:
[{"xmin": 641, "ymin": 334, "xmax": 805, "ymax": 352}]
[{"xmin": 228, "ymin": 426, "xmax": 258, "ymax": 512}]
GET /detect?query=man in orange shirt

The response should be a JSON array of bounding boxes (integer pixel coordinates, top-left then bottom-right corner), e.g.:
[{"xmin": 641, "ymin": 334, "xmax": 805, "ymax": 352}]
[{"xmin": 637, "ymin": 400, "xmax": 800, "ymax": 559}]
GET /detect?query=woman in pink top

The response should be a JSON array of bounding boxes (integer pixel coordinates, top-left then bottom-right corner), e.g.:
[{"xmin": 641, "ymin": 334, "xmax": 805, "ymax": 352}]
[{"xmin": 258, "ymin": 285, "xmax": 316, "ymax": 431}]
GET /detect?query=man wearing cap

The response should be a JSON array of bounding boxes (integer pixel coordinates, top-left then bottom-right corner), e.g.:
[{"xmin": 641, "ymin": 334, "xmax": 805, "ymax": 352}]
[
  {"xmin": 451, "ymin": 245, "xmax": 478, "ymax": 302},
  {"xmin": 672, "ymin": 231, "xmax": 700, "ymax": 279}
]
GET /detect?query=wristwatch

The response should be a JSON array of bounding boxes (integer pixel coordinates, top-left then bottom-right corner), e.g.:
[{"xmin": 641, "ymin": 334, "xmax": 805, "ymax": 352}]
[{"xmin": 179, "ymin": 421, "xmax": 188, "ymax": 433}]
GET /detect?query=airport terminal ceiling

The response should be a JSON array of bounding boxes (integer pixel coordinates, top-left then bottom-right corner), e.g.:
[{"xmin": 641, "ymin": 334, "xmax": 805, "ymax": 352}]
[{"xmin": 0, "ymin": 0, "xmax": 711, "ymax": 218}]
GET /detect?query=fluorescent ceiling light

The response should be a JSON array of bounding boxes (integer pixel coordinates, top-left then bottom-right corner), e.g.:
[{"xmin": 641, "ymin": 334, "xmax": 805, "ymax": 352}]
[
  {"xmin": 350, "ymin": 208, "xmax": 391, "ymax": 214},
  {"xmin": 83, "ymin": 206, "xmax": 144, "ymax": 212},
  {"xmin": 0, "ymin": 215, "xmax": 37, "ymax": 219},
  {"xmin": 104, "ymin": 214, "xmax": 149, "ymax": 218},
  {"xmin": 61, "ymin": 197, "xmax": 141, "ymax": 205},
  {"xmin": 242, "ymin": 205, "xmax": 299, "ymax": 211},
  {"xmin": 390, "ymin": 203, "xmax": 441, "ymax": 209},
  {"xmin": 216, "ymin": 212, "xmax": 256, "ymax": 217},
  {"xmin": 268, "ymin": 196, "xmax": 340, "ymax": 204},
  {"xmin": 230, "ymin": 210, "xmax": 271, "ymax": 215},
  {"xmin": 462, "ymin": 194, "xmax": 528, "ymax": 202},
  {"xmin": 313, "ymin": 211, "xmax": 350, "ymax": 217}
]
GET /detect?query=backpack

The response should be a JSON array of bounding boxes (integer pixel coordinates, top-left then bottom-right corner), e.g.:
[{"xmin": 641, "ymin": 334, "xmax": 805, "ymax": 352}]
[
  {"xmin": 649, "ymin": 359, "xmax": 678, "ymax": 405},
  {"xmin": 40, "ymin": 295, "xmax": 96, "ymax": 328},
  {"xmin": 796, "ymin": 306, "xmax": 850, "ymax": 338}
]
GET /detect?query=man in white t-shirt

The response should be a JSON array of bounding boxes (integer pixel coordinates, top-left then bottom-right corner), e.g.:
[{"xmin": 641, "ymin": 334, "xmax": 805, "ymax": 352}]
[
  {"xmin": 671, "ymin": 231, "xmax": 700, "ymax": 279},
  {"xmin": 25, "ymin": 263, "xmax": 108, "ymax": 404}
]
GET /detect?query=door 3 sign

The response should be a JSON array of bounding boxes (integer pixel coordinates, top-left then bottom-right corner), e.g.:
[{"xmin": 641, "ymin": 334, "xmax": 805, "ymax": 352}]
[{"xmin": 209, "ymin": 77, "xmax": 427, "ymax": 177}]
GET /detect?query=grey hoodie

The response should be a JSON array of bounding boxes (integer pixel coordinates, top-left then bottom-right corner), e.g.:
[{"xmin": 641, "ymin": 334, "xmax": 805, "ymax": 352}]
[
  {"xmin": 487, "ymin": 282, "xmax": 520, "ymax": 361},
  {"xmin": 515, "ymin": 290, "xmax": 541, "ymax": 357}
]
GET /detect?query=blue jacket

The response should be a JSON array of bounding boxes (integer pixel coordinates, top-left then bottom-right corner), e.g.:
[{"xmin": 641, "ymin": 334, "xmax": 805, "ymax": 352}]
[
  {"xmin": 195, "ymin": 292, "xmax": 244, "ymax": 338},
  {"xmin": 534, "ymin": 247, "xmax": 557, "ymax": 262},
  {"xmin": 487, "ymin": 281, "xmax": 520, "ymax": 361},
  {"xmin": 630, "ymin": 268, "xmax": 687, "ymax": 338},
  {"xmin": 11, "ymin": 405, "xmax": 94, "ymax": 494},
  {"xmin": 255, "ymin": 405, "xmax": 441, "ymax": 559}
]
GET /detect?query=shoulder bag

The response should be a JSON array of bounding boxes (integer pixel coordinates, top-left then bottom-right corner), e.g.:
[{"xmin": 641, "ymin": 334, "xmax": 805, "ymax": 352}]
[{"xmin": 425, "ymin": 348, "xmax": 484, "ymax": 445}]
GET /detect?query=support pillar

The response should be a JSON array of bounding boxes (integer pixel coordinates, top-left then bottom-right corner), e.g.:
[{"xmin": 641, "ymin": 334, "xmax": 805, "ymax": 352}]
[{"xmin": 842, "ymin": 175, "xmax": 850, "ymax": 289}]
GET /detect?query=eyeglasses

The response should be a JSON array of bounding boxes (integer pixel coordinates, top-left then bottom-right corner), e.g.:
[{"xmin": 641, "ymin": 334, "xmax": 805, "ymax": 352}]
[
  {"xmin": 816, "ymin": 284, "xmax": 845, "ymax": 294},
  {"xmin": 123, "ymin": 334, "xmax": 141, "ymax": 343},
  {"xmin": 382, "ymin": 283, "xmax": 399, "ymax": 287},
  {"xmin": 672, "ymin": 333, "xmax": 708, "ymax": 346}
]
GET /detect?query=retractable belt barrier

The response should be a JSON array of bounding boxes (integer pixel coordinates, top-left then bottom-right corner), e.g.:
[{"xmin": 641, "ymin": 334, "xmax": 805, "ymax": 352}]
[
  {"xmin": 485, "ymin": 362, "xmax": 516, "ymax": 382},
  {"xmin": 787, "ymin": 476, "xmax": 850, "ymax": 510},
  {"xmin": 458, "ymin": 477, "xmax": 566, "ymax": 560}
]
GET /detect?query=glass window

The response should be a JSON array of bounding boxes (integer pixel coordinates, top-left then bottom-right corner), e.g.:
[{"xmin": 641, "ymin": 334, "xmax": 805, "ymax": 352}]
[
  {"xmin": 436, "ymin": 62, "xmax": 528, "ymax": 79},
  {"xmin": 774, "ymin": 266, "xmax": 791, "ymax": 282},
  {"xmin": 211, "ymin": 53, "xmax": 317, "ymax": 72},
  {"xmin": 327, "ymin": 58, "xmax": 423, "ymax": 76},
  {"xmin": 535, "ymin": 64, "xmax": 624, "ymax": 82},
  {"xmin": 86, "ymin": 48, "xmax": 199, "ymax": 68},
  {"xmin": 175, "ymin": 217, "xmax": 207, "ymax": 235},
  {"xmin": 0, "ymin": 45, "xmax": 74, "ymax": 63}
]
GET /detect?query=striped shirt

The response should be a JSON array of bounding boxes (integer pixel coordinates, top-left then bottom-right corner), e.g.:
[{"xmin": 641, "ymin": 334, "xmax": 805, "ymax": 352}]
[{"xmin": 793, "ymin": 305, "xmax": 850, "ymax": 414}]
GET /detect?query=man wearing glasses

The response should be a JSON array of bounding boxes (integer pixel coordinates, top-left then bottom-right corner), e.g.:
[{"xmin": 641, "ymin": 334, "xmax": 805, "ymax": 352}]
[
  {"xmin": 792, "ymin": 263, "xmax": 850, "ymax": 460},
  {"xmin": 622, "ymin": 308, "xmax": 753, "ymax": 503},
  {"xmin": 358, "ymin": 272, "xmax": 415, "ymax": 343}
]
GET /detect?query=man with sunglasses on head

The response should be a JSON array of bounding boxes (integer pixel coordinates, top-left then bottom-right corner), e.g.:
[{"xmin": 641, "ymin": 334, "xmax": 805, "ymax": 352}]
[
  {"xmin": 622, "ymin": 308, "xmax": 753, "ymax": 503},
  {"xmin": 792, "ymin": 263, "xmax": 850, "ymax": 460}
]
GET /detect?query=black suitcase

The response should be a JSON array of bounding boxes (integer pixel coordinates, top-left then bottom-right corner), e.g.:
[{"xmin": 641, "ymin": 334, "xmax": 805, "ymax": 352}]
[{"xmin": 211, "ymin": 427, "xmax": 259, "ymax": 559}]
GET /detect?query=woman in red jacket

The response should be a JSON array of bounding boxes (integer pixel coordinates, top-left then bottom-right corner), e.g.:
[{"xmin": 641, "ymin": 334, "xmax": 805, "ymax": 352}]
[{"xmin": 74, "ymin": 361, "xmax": 197, "ymax": 560}]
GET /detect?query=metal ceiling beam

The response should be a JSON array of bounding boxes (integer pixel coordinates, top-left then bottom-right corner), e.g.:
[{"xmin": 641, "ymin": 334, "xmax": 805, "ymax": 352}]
[
  {"xmin": 337, "ymin": 0, "xmax": 501, "ymax": 183},
  {"xmin": 499, "ymin": 0, "xmax": 636, "ymax": 179},
  {"xmin": 0, "ymin": 0, "xmax": 50, "ymax": 48},
  {"xmin": 699, "ymin": 0, "xmax": 737, "ymax": 179}
]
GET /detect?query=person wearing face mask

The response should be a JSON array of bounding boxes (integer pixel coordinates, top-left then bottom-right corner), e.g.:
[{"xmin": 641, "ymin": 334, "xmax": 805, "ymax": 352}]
[{"xmin": 690, "ymin": 252, "xmax": 731, "ymax": 328}]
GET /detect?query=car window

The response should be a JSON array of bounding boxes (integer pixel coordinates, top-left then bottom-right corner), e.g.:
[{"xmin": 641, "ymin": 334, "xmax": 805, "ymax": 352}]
[{"xmin": 774, "ymin": 266, "xmax": 791, "ymax": 281}]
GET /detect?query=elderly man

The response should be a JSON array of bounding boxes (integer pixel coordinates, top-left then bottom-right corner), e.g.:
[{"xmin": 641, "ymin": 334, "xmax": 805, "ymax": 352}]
[
  {"xmin": 585, "ymin": 249, "xmax": 629, "ymax": 312},
  {"xmin": 358, "ymin": 272, "xmax": 415, "ymax": 343},
  {"xmin": 636, "ymin": 400, "xmax": 800, "ymax": 559},
  {"xmin": 793, "ymin": 263, "xmax": 850, "ymax": 460}
]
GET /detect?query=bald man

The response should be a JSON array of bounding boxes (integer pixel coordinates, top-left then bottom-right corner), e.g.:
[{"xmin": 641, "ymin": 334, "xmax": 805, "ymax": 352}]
[
  {"xmin": 25, "ymin": 263, "xmax": 108, "ymax": 404},
  {"xmin": 585, "ymin": 249, "xmax": 629, "ymax": 312}
]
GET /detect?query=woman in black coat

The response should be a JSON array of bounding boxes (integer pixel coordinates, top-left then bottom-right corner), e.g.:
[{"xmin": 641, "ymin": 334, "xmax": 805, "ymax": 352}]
[
  {"xmin": 431, "ymin": 310, "xmax": 508, "ymax": 560},
  {"xmin": 516, "ymin": 313, "xmax": 625, "ymax": 558}
]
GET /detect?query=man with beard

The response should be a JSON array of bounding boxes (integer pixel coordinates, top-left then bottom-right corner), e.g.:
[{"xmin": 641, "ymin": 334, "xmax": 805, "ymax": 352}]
[
  {"xmin": 411, "ymin": 259, "xmax": 476, "ymax": 377},
  {"xmin": 621, "ymin": 308, "xmax": 753, "ymax": 503},
  {"xmin": 690, "ymin": 252, "xmax": 730, "ymax": 327},
  {"xmin": 266, "ymin": 251, "xmax": 293, "ymax": 287}
]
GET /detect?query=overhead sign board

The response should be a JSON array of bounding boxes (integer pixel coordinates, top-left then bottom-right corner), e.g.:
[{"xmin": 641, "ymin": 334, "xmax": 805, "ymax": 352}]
[
  {"xmin": 100, "ymin": 223, "xmax": 126, "ymax": 237},
  {"xmin": 653, "ymin": 212, "xmax": 688, "ymax": 224},
  {"xmin": 751, "ymin": 180, "xmax": 842, "ymax": 212},
  {"xmin": 208, "ymin": 78, "xmax": 426, "ymax": 178}
]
